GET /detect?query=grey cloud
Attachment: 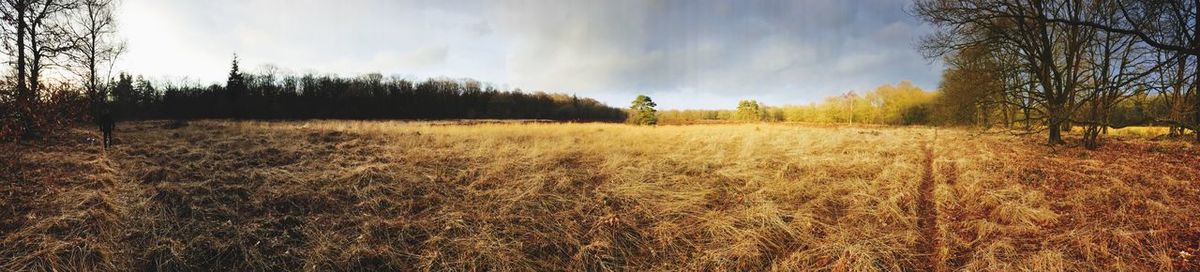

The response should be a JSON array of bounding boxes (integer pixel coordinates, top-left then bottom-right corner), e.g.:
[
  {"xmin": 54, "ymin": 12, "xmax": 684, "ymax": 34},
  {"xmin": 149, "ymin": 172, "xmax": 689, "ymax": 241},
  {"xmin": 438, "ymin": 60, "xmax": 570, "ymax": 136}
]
[
  {"xmin": 482, "ymin": 0, "xmax": 940, "ymax": 108},
  {"xmin": 117, "ymin": 0, "xmax": 941, "ymax": 109}
]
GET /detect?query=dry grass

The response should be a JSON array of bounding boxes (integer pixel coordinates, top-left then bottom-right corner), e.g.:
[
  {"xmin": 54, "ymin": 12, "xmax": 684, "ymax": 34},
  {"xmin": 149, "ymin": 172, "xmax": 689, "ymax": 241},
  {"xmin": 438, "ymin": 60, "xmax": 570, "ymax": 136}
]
[
  {"xmin": 1068, "ymin": 126, "xmax": 1180, "ymax": 138},
  {"xmin": 2, "ymin": 120, "xmax": 1198, "ymax": 271}
]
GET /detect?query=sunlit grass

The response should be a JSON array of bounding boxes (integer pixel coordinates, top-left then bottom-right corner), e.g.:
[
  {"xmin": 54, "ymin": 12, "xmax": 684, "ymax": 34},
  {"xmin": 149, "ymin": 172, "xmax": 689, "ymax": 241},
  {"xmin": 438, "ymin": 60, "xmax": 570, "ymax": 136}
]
[
  {"xmin": 1069, "ymin": 126, "xmax": 1174, "ymax": 138},
  {"xmin": 3, "ymin": 120, "xmax": 1198, "ymax": 271},
  {"xmin": 1108, "ymin": 126, "xmax": 1172, "ymax": 137}
]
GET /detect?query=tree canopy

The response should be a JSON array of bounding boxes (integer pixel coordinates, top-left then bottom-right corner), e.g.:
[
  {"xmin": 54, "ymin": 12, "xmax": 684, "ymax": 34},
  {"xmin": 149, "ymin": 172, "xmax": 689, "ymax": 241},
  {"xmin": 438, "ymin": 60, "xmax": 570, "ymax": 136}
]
[{"xmin": 628, "ymin": 95, "xmax": 658, "ymax": 126}]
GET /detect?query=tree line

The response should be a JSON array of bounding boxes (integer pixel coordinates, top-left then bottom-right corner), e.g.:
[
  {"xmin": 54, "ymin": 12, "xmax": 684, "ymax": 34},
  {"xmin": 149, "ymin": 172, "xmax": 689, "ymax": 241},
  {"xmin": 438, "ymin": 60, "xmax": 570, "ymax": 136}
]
[
  {"xmin": 106, "ymin": 56, "xmax": 626, "ymax": 122},
  {"xmin": 913, "ymin": 0, "xmax": 1199, "ymax": 148},
  {"xmin": 655, "ymin": 81, "xmax": 938, "ymax": 125},
  {"xmin": 652, "ymin": 77, "xmax": 1181, "ymax": 140}
]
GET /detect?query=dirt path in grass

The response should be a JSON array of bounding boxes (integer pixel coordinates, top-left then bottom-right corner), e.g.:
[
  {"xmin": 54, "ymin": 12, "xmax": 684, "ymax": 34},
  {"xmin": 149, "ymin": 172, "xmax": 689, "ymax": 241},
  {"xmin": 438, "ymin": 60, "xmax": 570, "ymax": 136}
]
[{"xmin": 915, "ymin": 137, "xmax": 946, "ymax": 272}]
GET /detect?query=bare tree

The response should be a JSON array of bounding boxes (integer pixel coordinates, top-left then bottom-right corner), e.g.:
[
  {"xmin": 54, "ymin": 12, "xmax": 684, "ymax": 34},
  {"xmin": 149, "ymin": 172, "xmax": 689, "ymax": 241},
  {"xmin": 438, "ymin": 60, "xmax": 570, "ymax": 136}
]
[
  {"xmin": 915, "ymin": 0, "xmax": 1098, "ymax": 145},
  {"xmin": 1, "ymin": 0, "xmax": 35, "ymax": 133},
  {"xmin": 1077, "ymin": 0, "xmax": 1163, "ymax": 149},
  {"xmin": 1040, "ymin": 0, "xmax": 1198, "ymax": 56},
  {"xmin": 65, "ymin": 0, "xmax": 122, "ymax": 114},
  {"xmin": 1036, "ymin": 0, "xmax": 1199, "ymax": 141},
  {"xmin": 21, "ymin": 0, "xmax": 75, "ymax": 97},
  {"xmin": 1, "ymin": 0, "xmax": 78, "ymax": 136},
  {"xmin": 1155, "ymin": 49, "xmax": 1191, "ymax": 136}
]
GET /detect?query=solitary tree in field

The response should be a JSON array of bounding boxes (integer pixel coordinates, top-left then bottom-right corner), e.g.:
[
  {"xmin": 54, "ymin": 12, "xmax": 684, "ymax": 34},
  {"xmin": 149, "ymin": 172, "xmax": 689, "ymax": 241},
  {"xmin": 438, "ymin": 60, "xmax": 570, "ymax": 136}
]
[
  {"xmin": 629, "ymin": 95, "xmax": 657, "ymax": 125},
  {"xmin": 736, "ymin": 100, "xmax": 765, "ymax": 122}
]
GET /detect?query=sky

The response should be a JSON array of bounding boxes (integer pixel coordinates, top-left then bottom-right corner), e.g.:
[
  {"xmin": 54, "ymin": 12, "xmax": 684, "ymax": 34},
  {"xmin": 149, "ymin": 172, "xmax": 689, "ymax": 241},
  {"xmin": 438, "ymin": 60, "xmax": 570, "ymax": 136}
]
[{"xmin": 114, "ymin": 0, "xmax": 943, "ymax": 109}]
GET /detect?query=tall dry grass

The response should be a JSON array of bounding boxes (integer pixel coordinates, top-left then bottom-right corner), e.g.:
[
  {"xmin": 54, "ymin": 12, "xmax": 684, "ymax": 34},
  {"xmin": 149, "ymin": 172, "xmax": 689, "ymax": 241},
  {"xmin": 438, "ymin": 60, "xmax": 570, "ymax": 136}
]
[{"xmin": 1, "ymin": 120, "xmax": 1197, "ymax": 271}]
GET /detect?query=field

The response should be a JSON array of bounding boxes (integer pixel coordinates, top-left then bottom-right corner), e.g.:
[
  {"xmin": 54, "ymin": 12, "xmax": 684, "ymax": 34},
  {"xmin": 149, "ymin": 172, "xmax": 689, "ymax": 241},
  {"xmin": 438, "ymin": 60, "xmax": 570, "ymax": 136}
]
[{"xmin": 3, "ymin": 120, "xmax": 1199, "ymax": 271}]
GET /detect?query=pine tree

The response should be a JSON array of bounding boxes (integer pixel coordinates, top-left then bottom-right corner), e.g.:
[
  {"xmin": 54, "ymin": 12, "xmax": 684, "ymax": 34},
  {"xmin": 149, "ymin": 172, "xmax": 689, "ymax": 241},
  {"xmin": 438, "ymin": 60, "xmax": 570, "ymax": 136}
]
[
  {"xmin": 111, "ymin": 73, "xmax": 135, "ymax": 116},
  {"xmin": 135, "ymin": 76, "xmax": 156, "ymax": 108},
  {"xmin": 226, "ymin": 54, "xmax": 248, "ymax": 118}
]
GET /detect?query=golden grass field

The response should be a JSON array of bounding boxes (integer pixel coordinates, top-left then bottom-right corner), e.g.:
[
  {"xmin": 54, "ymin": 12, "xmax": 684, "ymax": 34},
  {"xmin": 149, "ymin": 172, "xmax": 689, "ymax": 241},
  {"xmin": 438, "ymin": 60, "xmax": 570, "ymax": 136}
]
[{"xmin": 2, "ymin": 120, "xmax": 1199, "ymax": 271}]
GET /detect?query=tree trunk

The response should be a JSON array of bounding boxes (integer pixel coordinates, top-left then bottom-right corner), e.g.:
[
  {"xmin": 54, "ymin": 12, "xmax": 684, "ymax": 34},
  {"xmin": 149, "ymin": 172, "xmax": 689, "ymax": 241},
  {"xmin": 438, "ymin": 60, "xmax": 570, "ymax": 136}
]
[
  {"xmin": 15, "ymin": 1, "xmax": 29, "ymax": 134},
  {"xmin": 998, "ymin": 104, "xmax": 1008, "ymax": 129},
  {"xmin": 1193, "ymin": 62, "xmax": 1199, "ymax": 142},
  {"xmin": 1193, "ymin": 0, "xmax": 1200, "ymax": 143},
  {"xmin": 1023, "ymin": 104, "xmax": 1032, "ymax": 131},
  {"xmin": 1049, "ymin": 120, "xmax": 1063, "ymax": 144},
  {"xmin": 1047, "ymin": 101, "xmax": 1065, "ymax": 145},
  {"xmin": 87, "ymin": 11, "xmax": 100, "ymax": 119},
  {"xmin": 1170, "ymin": 56, "xmax": 1188, "ymax": 137},
  {"xmin": 89, "ymin": 30, "xmax": 97, "ymax": 104},
  {"xmin": 980, "ymin": 104, "xmax": 991, "ymax": 130},
  {"xmin": 1083, "ymin": 99, "xmax": 1103, "ymax": 149},
  {"xmin": 15, "ymin": 5, "xmax": 26, "ymax": 92},
  {"xmin": 29, "ymin": 26, "xmax": 40, "ymax": 98}
]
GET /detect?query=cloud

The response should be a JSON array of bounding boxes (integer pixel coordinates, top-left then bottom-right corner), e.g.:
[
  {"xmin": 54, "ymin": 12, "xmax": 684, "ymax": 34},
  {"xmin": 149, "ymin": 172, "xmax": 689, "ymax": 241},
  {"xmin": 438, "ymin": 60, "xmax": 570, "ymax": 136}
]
[
  {"xmin": 488, "ymin": 0, "xmax": 942, "ymax": 108},
  {"xmin": 115, "ymin": 0, "xmax": 942, "ymax": 109},
  {"xmin": 368, "ymin": 46, "xmax": 449, "ymax": 70}
]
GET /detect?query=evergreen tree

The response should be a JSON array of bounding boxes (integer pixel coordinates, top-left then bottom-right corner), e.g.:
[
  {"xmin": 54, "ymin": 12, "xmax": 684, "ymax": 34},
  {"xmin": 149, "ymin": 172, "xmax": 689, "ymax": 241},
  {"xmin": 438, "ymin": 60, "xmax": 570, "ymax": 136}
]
[
  {"xmin": 111, "ymin": 73, "xmax": 135, "ymax": 117},
  {"xmin": 135, "ymin": 76, "xmax": 156, "ymax": 108},
  {"xmin": 226, "ymin": 54, "xmax": 248, "ymax": 118}
]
